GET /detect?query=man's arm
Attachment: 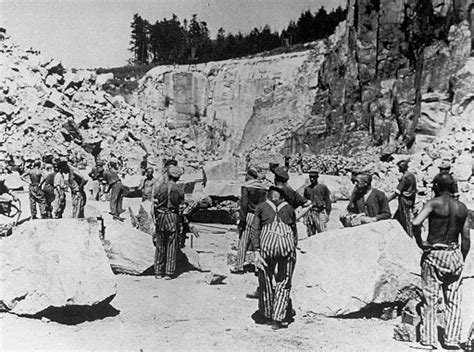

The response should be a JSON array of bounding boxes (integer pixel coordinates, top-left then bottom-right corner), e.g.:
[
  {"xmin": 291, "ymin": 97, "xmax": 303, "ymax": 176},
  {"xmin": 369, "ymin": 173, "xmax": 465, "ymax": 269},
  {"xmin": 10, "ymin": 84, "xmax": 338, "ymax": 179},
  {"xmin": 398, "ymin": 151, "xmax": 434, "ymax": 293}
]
[
  {"xmin": 324, "ymin": 185, "xmax": 332, "ymax": 216},
  {"xmin": 461, "ymin": 215, "xmax": 470, "ymax": 260},
  {"xmin": 20, "ymin": 170, "xmax": 29, "ymax": 183},
  {"xmin": 412, "ymin": 200, "xmax": 434, "ymax": 249},
  {"xmin": 375, "ymin": 192, "xmax": 391, "ymax": 220},
  {"xmin": 250, "ymin": 206, "xmax": 262, "ymax": 251},
  {"xmin": 239, "ymin": 187, "xmax": 248, "ymax": 229},
  {"xmin": 138, "ymin": 178, "xmax": 145, "ymax": 191}
]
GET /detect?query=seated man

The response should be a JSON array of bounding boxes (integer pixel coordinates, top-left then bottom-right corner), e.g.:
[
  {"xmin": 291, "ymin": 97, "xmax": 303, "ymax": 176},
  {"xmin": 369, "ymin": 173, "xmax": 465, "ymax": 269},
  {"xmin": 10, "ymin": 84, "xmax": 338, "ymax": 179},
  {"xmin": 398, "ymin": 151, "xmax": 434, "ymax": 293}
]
[{"xmin": 341, "ymin": 173, "xmax": 391, "ymax": 227}]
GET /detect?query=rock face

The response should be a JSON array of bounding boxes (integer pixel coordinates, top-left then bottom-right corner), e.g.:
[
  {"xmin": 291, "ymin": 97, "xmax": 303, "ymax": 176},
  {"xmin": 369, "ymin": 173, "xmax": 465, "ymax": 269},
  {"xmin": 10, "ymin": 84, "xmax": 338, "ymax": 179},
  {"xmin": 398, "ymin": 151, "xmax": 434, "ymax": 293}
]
[
  {"xmin": 292, "ymin": 220, "xmax": 421, "ymax": 316},
  {"xmin": 0, "ymin": 218, "xmax": 117, "ymax": 316},
  {"xmin": 131, "ymin": 43, "xmax": 326, "ymax": 155}
]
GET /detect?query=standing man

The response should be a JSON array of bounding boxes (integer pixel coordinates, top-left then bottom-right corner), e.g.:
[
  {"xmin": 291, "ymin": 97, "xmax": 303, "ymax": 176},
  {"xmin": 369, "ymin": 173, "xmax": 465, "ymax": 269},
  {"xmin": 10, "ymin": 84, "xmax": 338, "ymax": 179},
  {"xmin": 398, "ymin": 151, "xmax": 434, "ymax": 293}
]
[
  {"xmin": 250, "ymin": 186, "xmax": 297, "ymax": 330},
  {"xmin": 437, "ymin": 161, "xmax": 459, "ymax": 199},
  {"xmin": 140, "ymin": 155, "xmax": 148, "ymax": 176},
  {"xmin": 103, "ymin": 160, "xmax": 124, "ymax": 221},
  {"xmin": 273, "ymin": 166, "xmax": 312, "ymax": 218},
  {"xmin": 344, "ymin": 173, "xmax": 391, "ymax": 226},
  {"xmin": 303, "ymin": 171, "xmax": 331, "ymax": 235},
  {"xmin": 231, "ymin": 167, "xmax": 268, "ymax": 274},
  {"xmin": 42, "ymin": 162, "xmax": 56, "ymax": 219},
  {"xmin": 138, "ymin": 167, "xmax": 157, "ymax": 202},
  {"xmin": 67, "ymin": 165, "xmax": 88, "ymax": 218},
  {"xmin": 53, "ymin": 159, "xmax": 67, "ymax": 219},
  {"xmin": 412, "ymin": 173, "xmax": 470, "ymax": 350},
  {"xmin": 153, "ymin": 165, "xmax": 184, "ymax": 280},
  {"xmin": 21, "ymin": 160, "xmax": 47, "ymax": 219},
  {"xmin": 388, "ymin": 160, "xmax": 417, "ymax": 237},
  {"xmin": 88, "ymin": 159, "xmax": 106, "ymax": 201}
]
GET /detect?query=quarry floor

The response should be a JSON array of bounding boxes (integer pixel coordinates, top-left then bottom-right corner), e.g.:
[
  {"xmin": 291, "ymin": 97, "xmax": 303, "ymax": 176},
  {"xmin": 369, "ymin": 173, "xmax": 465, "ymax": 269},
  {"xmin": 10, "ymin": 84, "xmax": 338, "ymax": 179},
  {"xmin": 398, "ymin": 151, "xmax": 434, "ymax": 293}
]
[{"xmin": 1, "ymin": 196, "xmax": 423, "ymax": 351}]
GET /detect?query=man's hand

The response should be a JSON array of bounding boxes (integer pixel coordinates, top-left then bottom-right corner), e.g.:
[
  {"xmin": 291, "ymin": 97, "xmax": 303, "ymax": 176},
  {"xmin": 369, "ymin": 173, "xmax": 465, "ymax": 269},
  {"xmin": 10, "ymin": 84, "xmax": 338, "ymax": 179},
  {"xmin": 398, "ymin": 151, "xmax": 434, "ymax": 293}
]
[
  {"xmin": 360, "ymin": 216, "xmax": 376, "ymax": 224},
  {"xmin": 254, "ymin": 251, "xmax": 267, "ymax": 271},
  {"xmin": 152, "ymin": 236, "xmax": 157, "ymax": 246}
]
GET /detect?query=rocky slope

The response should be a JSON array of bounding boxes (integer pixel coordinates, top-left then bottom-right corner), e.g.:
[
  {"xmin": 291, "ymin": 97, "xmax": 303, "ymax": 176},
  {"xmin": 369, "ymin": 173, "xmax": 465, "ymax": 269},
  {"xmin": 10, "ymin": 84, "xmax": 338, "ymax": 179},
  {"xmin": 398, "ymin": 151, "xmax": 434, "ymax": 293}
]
[{"xmin": 0, "ymin": 40, "xmax": 214, "ymax": 173}]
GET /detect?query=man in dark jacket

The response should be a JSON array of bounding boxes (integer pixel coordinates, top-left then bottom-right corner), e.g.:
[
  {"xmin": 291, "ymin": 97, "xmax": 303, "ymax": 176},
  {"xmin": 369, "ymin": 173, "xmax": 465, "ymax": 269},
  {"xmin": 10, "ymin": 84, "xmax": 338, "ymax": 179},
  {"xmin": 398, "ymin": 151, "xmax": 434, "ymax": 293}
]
[
  {"xmin": 153, "ymin": 165, "xmax": 185, "ymax": 280},
  {"xmin": 344, "ymin": 173, "xmax": 391, "ymax": 226},
  {"xmin": 304, "ymin": 171, "xmax": 331, "ymax": 235}
]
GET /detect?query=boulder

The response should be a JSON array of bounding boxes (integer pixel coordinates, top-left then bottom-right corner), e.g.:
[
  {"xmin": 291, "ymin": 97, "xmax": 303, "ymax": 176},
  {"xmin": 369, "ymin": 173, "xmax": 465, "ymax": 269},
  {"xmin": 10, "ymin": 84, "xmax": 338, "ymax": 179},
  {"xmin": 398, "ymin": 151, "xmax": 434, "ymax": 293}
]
[
  {"xmin": 203, "ymin": 160, "xmax": 238, "ymax": 181},
  {"xmin": 292, "ymin": 220, "xmax": 421, "ymax": 316},
  {"xmin": 101, "ymin": 217, "xmax": 155, "ymax": 275},
  {"xmin": 0, "ymin": 218, "xmax": 117, "ymax": 316},
  {"xmin": 96, "ymin": 73, "xmax": 113, "ymax": 86},
  {"xmin": 452, "ymin": 153, "xmax": 472, "ymax": 181}
]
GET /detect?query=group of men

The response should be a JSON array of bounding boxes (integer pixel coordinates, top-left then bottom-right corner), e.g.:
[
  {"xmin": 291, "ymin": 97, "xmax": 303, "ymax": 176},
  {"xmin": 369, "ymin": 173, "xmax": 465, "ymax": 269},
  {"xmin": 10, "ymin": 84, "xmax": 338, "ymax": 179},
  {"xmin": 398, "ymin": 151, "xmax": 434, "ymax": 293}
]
[
  {"xmin": 233, "ymin": 159, "xmax": 470, "ymax": 346},
  {"xmin": 20, "ymin": 158, "xmax": 87, "ymax": 219}
]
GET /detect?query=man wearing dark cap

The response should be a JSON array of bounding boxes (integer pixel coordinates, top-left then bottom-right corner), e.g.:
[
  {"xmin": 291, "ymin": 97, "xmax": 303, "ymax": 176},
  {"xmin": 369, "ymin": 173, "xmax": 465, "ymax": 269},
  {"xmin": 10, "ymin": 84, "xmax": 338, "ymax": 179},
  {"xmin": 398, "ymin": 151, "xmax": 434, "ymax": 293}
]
[
  {"xmin": 436, "ymin": 161, "xmax": 459, "ymax": 199},
  {"xmin": 273, "ymin": 166, "xmax": 311, "ymax": 215},
  {"xmin": 345, "ymin": 173, "xmax": 391, "ymax": 225},
  {"xmin": 231, "ymin": 167, "xmax": 268, "ymax": 274},
  {"xmin": 304, "ymin": 171, "xmax": 331, "ymax": 235},
  {"xmin": 412, "ymin": 173, "xmax": 470, "ymax": 350},
  {"xmin": 153, "ymin": 165, "xmax": 185, "ymax": 279},
  {"xmin": 388, "ymin": 160, "xmax": 417, "ymax": 237},
  {"xmin": 250, "ymin": 186, "xmax": 297, "ymax": 330}
]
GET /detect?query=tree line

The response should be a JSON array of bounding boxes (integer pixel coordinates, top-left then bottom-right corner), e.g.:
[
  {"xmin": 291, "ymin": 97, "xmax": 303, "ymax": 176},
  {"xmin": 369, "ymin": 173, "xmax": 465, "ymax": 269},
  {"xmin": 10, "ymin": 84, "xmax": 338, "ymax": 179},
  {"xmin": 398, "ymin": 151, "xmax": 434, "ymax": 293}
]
[{"xmin": 129, "ymin": 6, "xmax": 347, "ymax": 65}]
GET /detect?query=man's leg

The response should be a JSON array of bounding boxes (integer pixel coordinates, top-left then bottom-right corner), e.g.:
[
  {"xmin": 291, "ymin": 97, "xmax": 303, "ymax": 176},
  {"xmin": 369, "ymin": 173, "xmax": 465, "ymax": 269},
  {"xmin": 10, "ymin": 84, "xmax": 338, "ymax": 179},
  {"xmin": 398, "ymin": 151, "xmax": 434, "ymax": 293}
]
[
  {"xmin": 78, "ymin": 190, "xmax": 86, "ymax": 218},
  {"xmin": 442, "ymin": 250, "xmax": 463, "ymax": 346},
  {"xmin": 420, "ymin": 259, "xmax": 441, "ymax": 346},
  {"xmin": 317, "ymin": 210, "xmax": 328, "ymax": 233},
  {"xmin": 272, "ymin": 256, "xmax": 295, "ymax": 323},
  {"xmin": 29, "ymin": 187, "xmax": 37, "ymax": 219},
  {"xmin": 109, "ymin": 183, "xmax": 119, "ymax": 215},
  {"xmin": 165, "ymin": 214, "xmax": 179, "ymax": 277},
  {"xmin": 258, "ymin": 257, "xmax": 275, "ymax": 321},
  {"xmin": 72, "ymin": 192, "xmax": 79, "ymax": 218},
  {"xmin": 235, "ymin": 213, "xmax": 255, "ymax": 271},
  {"xmin": 154, "ymin": 220, "xmax": 166, "ymax": 276},
  {"xmin": 117, "ymin": 184, "xmax": 124, "ymax": 214},
  {"xmin": 37, "ymin": 190, "xmax": 47, "ymax": 218}
]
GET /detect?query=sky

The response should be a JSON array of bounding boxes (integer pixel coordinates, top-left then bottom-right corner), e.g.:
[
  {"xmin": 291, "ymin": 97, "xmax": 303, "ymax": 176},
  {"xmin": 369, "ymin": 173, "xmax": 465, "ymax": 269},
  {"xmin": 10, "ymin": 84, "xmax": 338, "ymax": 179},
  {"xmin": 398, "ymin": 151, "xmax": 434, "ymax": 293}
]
[{"xmin": 1, "ymin": 0, "xmax": 345, "ymax": 69}]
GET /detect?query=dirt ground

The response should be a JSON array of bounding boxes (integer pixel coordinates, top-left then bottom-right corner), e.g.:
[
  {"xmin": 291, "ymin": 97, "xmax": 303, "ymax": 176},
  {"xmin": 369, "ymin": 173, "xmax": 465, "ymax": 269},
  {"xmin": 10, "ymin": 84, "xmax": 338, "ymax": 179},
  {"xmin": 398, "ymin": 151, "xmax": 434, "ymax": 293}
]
[{"xmin": 1, "ymin": 193, "xmax": 426, "ymax": 351}]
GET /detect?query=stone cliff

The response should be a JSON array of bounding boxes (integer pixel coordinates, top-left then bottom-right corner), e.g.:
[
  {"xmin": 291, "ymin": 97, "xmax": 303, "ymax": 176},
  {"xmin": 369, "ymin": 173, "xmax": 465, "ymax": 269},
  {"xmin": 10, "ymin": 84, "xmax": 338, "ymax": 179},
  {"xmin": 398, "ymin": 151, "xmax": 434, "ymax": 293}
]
[
  {"xmin": 131, "ymin": 42, "xmax": 328, "ymax": 155},
  {"xmin": 132, "ymin": 0, "xmax": 473, "ymax": 158}
]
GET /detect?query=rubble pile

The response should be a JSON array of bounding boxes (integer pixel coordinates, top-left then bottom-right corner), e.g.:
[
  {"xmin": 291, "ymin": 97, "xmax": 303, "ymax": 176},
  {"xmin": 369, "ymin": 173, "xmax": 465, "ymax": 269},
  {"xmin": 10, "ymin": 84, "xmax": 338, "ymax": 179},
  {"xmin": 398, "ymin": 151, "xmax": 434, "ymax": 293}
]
[{"xmin": 0, "ymin": 38, "xmax": 210, "ymax": 173}]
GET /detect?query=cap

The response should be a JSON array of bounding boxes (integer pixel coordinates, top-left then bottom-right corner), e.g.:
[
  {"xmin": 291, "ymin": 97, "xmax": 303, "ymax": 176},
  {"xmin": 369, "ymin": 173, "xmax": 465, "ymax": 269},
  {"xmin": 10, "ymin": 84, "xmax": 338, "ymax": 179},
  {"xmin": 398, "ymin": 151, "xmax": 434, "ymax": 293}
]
[
  {"xmin": 273, "ymin": 166, "xmax": 289, "ymax": 182},
  {"xmin": 309, "ymin": 170, "xmax": 320, "ymax": 176},
  {"xmin": 439, "ymin": 161, "xmax": 451, "ymax": 170},
  {"xmin": 164, "ymin": 159, "xmax": 178, "ymax": 168},
  {"xmin": 397, "ymin": 160, "xmax": 409, "ymax": 167},
  {"xmin": 269, "ymin": 185, "xmax": 285, "ymax": 196},
  {"xmin": 246, "ymin": 167, "xmax": 259, "ymax": 179}
]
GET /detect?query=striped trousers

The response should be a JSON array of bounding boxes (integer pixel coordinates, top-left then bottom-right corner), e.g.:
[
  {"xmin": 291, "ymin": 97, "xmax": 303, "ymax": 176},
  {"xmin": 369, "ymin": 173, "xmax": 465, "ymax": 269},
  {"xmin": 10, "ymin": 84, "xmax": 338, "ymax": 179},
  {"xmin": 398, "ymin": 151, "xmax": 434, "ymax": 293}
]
[
  {"xmin": 258, "ymin": 255, "xmax": 295, "ymax": 322},
  {"xmin": 236, "ymin": 212, "xmax": 255, "ymax": 270},
  {"xmin": 420, "ymin": 248, "xmax": 464, "ymax": 345},
  {"xmin": 305, "ymin": 208, "xmax": 328, "ymax": 236},
  {"xmin": 72, "ymin": 190, "xmax": 86, "ymax": 218},
  {"xmin": 154, "ymin": 212, "xmax": 179, "ymax": 276}
]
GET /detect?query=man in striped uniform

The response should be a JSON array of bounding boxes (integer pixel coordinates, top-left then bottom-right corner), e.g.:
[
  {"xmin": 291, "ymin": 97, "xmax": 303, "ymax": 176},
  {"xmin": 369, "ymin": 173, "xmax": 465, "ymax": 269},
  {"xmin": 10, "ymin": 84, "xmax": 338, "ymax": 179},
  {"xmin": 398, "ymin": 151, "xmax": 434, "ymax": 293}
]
[
  {"xmin": 231, "ymin": 167, "xmax": 268, "ymax": 274},
  {"xmin": 250, "ymin": 186, "xmax": 297, "ymax": 330},
  {"xmin": 412, "ymin": 173, "xmax": 470, "ymax": 350},
  {"xmin": 304, "ymin": 171, "xmax": 331, "ymax": 235},
  {"xmin": 153, "ymin": 165, "xmax": 184, "ymax": 280},
  {"xmin": 388, "ymin": 160, "xmax": 417, "ymax": 237},
  {"xmin": 102, "ymin": 160, "xmax": 124, "ymax": 221}
]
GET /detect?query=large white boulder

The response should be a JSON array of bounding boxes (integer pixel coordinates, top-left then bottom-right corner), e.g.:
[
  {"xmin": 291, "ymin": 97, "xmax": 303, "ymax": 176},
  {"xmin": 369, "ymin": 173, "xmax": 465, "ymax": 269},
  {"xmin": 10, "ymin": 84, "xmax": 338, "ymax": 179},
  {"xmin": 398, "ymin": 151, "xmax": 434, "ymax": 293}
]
[
  {"xmin": 293, "ymin": 220, "xmax": 421, "ymax": 316},
  {"xmin": 102, "ymin": 217, "xmax": 155, "ymax": 275},
  {"xmin": 0, "ymin": 218, "xmax": 117, "ymax": 316}
]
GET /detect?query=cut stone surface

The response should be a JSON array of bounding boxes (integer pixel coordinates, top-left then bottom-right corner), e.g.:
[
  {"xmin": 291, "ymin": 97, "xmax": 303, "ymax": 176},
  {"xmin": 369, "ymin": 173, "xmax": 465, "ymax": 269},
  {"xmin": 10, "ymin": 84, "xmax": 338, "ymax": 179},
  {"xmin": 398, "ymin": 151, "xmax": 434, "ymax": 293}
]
[
  {"xmin": 101, "ymin": 216, "xmax": 155, "ymax": 275},
  {"xmin": 0, "ymin": 218, "xmax": 117, "ymax": 316},
  {"xmin": 292, "ymin": 220, "xmax": 421, "ymax": 316}
]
